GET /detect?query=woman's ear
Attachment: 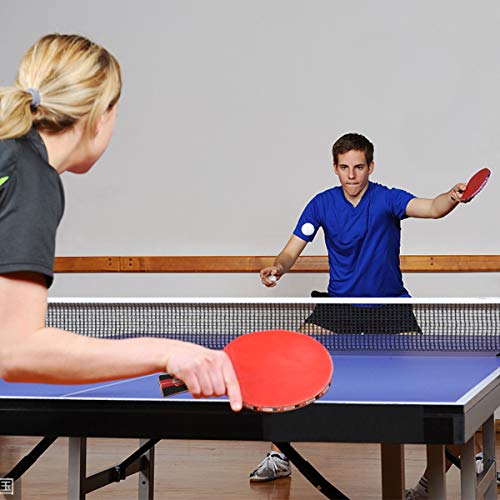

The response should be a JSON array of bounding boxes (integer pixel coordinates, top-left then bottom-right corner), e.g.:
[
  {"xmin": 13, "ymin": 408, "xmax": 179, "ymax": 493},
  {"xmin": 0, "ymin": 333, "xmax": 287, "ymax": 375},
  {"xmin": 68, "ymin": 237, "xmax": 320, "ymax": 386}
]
[{"xmin": 94, "ymin": 113, "xmax": 105, "ymax": 136}]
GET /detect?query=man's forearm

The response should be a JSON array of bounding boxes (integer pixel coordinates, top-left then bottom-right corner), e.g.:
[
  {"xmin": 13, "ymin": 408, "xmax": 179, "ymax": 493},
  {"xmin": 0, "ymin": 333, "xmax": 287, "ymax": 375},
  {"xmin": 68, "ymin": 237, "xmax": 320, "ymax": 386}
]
[
  {"xmin": 431, "ymin": 190, "xmax": 460, "ymax": 218},
  {"xmin": 270, "ymin": 235, "xmax": 308, "ymax": 275},
  {"xmin": 273, "ymin": 252, "xmax": 297, "ymax": 274}
]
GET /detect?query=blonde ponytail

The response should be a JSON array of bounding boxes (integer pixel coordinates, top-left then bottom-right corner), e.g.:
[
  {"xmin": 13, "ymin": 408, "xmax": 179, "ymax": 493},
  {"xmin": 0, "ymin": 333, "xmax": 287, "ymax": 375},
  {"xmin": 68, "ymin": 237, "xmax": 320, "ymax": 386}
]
[
  {"xmin": 0, "ymin": 87, "xmax": 36, "ymax": 140},
  {"xmin": 0, "ymin": 34, "xmax": 121, "ymax": 140}
]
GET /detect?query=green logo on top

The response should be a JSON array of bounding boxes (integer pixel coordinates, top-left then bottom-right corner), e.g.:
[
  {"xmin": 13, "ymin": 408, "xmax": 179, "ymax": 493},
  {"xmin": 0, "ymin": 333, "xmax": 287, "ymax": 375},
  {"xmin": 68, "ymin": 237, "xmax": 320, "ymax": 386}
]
[{"xmin": 0, "ymin": 176, "xmax": 9, "ymax": 187}]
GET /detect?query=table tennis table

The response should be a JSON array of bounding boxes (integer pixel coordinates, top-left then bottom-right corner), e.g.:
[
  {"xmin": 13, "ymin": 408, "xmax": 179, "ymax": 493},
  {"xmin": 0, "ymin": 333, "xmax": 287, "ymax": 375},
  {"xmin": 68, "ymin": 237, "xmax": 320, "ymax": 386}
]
[{"xmin": 0, "ymin": 298, "xmax": 498, "ymax": 499}]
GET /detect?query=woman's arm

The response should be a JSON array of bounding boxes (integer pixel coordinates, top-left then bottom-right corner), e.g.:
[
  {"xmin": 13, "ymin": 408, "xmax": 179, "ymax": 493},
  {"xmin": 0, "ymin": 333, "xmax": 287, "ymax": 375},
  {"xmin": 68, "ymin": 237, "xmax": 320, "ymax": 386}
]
[{"xmin": 0, "ymin": 272, "xmax": 242, "ymax": 411}]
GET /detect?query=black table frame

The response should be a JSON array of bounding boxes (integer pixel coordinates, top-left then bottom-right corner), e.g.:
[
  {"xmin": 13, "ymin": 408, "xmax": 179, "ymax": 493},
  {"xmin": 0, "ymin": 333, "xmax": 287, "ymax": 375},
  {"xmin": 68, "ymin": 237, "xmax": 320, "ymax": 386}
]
[{"xmin": 1, "ymin": 372, "xmax": 499, "ymax": 500}]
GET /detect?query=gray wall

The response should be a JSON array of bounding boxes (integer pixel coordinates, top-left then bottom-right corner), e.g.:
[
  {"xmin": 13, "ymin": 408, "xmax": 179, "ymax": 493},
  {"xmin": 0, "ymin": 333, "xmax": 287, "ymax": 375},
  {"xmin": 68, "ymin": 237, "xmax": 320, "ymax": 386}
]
[{"xmin": 1, "ymin": 1, "xmax": 499, "ymax": 297}]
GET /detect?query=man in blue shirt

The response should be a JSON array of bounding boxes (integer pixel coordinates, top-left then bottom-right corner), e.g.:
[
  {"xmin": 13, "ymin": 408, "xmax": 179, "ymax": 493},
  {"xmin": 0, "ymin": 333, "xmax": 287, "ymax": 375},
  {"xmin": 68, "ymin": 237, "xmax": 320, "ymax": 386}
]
[
  {"xmin": 260, "ymin": 132, "xmax": 465, "ymax": 296},
  {"xmin": 250, "ymin": 133, "xmax": 480, "ymax": 494}
]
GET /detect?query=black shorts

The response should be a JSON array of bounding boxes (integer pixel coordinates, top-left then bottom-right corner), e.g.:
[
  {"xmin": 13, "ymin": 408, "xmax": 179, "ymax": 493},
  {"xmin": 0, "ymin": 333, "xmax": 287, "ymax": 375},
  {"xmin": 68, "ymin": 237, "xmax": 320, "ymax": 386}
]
[{"xmin": 304, "ymin": 303, "xmax": 422, "ymax": 334}]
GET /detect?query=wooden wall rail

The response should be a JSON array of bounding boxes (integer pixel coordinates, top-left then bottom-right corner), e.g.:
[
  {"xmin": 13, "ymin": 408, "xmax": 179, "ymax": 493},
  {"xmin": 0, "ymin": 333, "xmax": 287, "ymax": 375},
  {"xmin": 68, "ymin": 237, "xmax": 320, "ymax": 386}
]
[{"xmin": 53, "ymin": 255, "xmax": 500, "ymax": 273}]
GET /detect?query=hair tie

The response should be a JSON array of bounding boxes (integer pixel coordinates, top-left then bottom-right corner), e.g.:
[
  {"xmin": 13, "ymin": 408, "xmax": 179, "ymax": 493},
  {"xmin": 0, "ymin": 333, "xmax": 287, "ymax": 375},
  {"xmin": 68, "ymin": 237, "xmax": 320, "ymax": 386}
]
[{"xmin": 26, "ymin": 88, "xmax": 41, "ymax": 110}]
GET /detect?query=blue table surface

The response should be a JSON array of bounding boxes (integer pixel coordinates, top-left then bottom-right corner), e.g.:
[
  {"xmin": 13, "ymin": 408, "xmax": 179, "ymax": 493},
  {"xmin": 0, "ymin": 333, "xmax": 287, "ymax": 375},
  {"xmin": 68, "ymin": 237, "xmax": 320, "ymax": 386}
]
[{"xmin": 0, "ymin": 353, "xmax": 498, "ymax": 405}]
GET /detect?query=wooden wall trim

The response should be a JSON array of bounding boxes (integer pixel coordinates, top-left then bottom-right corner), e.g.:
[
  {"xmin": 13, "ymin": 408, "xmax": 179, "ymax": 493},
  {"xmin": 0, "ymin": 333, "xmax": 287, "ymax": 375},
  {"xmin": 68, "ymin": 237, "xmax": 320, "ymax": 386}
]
[{"xmin": 53, "ymin": 255, "xmax": 500, "ymax": 273}]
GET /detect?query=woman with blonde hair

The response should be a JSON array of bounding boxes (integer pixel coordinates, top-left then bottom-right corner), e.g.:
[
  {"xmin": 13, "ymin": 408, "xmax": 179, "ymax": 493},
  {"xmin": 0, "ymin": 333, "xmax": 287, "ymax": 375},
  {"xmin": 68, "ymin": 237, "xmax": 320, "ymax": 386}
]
[{"xmin": 0, "ymin": 34, "xmax": 241, "ymax": 411}]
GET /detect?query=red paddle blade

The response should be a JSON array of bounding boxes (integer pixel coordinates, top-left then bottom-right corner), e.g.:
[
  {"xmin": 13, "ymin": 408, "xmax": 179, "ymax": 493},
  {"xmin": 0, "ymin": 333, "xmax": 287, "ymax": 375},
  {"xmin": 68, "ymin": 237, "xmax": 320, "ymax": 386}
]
[
  {"xmin": 224, "ymin": 330, "xmax": 333, "ymax": 413},
  {"xmin": 461, "ymin": 168, "xmax": 491, "ymax": 203}
]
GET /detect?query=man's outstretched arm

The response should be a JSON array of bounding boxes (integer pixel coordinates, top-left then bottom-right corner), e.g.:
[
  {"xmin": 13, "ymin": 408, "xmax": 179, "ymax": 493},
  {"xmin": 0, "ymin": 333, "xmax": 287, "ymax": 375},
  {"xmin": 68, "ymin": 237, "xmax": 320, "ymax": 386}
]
[{"xmin": 406, "ymin": 183, "xmax": 466, "ymax": 219}]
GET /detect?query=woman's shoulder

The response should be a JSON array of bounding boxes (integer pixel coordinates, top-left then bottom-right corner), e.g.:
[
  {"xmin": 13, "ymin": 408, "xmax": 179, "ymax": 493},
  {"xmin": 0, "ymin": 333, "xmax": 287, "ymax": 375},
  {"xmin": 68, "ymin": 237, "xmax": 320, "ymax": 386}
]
[{"xmin": 0, "ymin": 137, "xmax": 19, "ymax": 178}]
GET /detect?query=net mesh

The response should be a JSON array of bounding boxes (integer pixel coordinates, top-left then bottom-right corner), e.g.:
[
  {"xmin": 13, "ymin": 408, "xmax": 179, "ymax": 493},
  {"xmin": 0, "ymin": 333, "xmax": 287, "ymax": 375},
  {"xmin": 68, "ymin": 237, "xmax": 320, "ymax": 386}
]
[{"xmin": 46, "ymin": 299, "xmax": 500, "ymax": 352}]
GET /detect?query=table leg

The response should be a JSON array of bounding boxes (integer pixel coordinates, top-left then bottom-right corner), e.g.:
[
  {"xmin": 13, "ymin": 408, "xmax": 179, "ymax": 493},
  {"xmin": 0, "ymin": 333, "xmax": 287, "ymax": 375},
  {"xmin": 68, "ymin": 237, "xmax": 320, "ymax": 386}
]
[
  {"xmin": 426, "ymin": 445, "xmax": 446, "ymax": 499},
  {"xmin": 381, "ymin": 444, "xmax": 405, "ymax": 499},
  {"xmin": 482, "ymin": 415, "xmax": 496, "ymax": 500},
  {"xmin": 68, "ymin": 437, "xmax": 86, "ymax": 500},
  {"xmin": 460, "ymin": 437, "xmax": 476, "ymax": 500},
  {"xmin": 138, "ymin": 439, "xmax": 154, "ymax": 500}
]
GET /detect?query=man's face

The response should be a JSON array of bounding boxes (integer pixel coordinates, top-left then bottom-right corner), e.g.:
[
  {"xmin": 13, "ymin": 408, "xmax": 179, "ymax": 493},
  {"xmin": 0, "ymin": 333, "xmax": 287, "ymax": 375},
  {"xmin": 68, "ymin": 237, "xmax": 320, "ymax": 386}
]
[{"xmin": 333, "ymin": 149, "xmax": 374, "ymax": 199}]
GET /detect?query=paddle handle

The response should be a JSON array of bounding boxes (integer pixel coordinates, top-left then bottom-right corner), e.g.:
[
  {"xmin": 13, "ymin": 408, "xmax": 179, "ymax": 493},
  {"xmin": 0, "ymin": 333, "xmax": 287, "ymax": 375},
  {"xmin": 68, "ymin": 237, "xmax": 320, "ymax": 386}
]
[{"xmin": 158, "ymin": 374, "xmax": 188, "ymax": 396}]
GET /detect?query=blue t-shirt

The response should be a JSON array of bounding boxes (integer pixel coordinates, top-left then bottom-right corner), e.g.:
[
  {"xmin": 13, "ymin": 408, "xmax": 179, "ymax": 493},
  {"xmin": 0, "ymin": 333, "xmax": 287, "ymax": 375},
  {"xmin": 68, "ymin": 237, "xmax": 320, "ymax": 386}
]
[{"xmin": 293, "ymin": 182, "xmax": 415, "ymax": 297}]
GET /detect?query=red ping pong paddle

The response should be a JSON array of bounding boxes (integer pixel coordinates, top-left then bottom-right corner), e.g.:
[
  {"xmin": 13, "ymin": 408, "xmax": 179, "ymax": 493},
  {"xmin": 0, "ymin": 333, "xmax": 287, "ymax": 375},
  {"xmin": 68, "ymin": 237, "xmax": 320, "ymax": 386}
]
[
  {"xmin": 158, "ymin": 329, "xmax": 333, "ymax": 413},
  {"xmin": 460, "ymin": 168, "xmax": 491, "ymax": 203}
]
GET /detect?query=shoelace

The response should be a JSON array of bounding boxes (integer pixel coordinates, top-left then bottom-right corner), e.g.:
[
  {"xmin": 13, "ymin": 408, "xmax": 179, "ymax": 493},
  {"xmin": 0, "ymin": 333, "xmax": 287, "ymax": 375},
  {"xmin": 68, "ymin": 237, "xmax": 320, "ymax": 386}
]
[
  {"xmin": 255, "ymin": 453, "xmax": 282, "ymax": 476},
  {"xmin": 250, "ymin": 453, "xmax": 274, "ymax": 477},
  {"xmin": 268, "ymin": 453, "xmax": 288, "ymax": 474},
  {"xmin": 250, "ymin": 452, "xmax": 288, "ymax": 478},
  {"xmin": 268, "ymin": 454, "xmax": 280, "ymax": 475}
]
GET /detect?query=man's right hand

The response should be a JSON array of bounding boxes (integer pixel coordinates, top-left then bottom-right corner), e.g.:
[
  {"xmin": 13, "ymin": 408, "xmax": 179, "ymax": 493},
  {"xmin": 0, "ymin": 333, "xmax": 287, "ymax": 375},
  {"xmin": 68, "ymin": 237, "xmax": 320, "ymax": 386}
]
[{"xmin": 260, "ymin": 266, "xmax": 283, "ymax": 287}]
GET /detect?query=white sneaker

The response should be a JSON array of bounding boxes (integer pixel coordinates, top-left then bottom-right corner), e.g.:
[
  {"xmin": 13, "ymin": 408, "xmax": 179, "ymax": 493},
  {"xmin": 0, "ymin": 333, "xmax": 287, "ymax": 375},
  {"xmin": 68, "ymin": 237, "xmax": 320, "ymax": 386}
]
[
  {"xmin": 406, "ymin": 459, "xmax": 486, "ymax": 500},
  {"xmin": 475, "ymin": 453, "xmax": 484, "ymax": 474},
  {"xmin": 249, "ymin": 452, "xmax": 291, "ymax": 482}
]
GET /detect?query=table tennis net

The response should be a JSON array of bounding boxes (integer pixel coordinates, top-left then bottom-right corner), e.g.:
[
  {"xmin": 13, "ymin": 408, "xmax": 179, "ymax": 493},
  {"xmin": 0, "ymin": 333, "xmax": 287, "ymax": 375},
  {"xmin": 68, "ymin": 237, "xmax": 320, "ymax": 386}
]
[{"xmin": 46, "ymin": 300, "xmax": 500, "ymax": 352}]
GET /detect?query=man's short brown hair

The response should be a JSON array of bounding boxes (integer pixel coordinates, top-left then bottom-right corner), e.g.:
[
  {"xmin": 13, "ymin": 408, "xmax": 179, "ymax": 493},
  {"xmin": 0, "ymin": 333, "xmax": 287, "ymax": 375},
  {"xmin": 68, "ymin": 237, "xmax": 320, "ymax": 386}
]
[{"xmin": 332, "ymin": 133, "xmax": 374, "ymax": 165}]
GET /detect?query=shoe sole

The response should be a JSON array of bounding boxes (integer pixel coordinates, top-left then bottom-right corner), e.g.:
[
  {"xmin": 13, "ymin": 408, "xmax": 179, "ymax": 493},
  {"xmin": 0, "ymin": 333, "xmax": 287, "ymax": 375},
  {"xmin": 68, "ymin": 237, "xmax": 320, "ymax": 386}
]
[{"xmin": 249, "ymin": 472, "xmax": 291, "ymax": 483}]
